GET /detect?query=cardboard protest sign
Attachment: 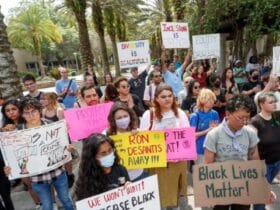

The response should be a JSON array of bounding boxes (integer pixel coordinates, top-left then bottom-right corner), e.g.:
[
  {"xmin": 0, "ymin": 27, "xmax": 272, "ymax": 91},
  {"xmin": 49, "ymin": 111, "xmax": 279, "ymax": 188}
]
[
  {"xmin": 192, "ymin": 33, "xmax": 220, "ymax": 60},
  {"xmin": 165, "ymin": 127, "xmax": 197, "ymax": 162},
  {"xmin": 193, "ymin": 160, "xmax": 271, "ymax": 207},
  {"xmin": 117, "ymin": 40, "xmax": 150, "ymax": 69},
  {"xmin": 76, "ymin": 175, "xmax": 161, "ymax": 210},
  {"xmin": 272, "ymin": 46, "xmax": 280, "ymax": 75},
  {"xmin": 0, "ymin": 120, "xmax": 71, "ymax": 180},
  {"xmin": 160, "ymin": 22, "xmax": 190, "ymax": 49},
  {"xmin": 64, "ymin": 102, "xmax": 113, "ymax": 141},
  {"xmin": 110, "ymin": 131, "xmax": 166, "ymax": 169}
]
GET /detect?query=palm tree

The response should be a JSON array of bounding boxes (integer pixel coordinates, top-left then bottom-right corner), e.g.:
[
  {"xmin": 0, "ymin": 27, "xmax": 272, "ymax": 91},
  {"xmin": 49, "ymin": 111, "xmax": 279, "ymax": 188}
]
[
  {"xmin": 64, "ymin": 0, "xmax": 94, "ymax": 71},
  {"xmin": 7, "ymin": 4, "xmax": 62, "ymax": 77},
  {"xmin": 0, "ymin": 8, "xmax": 22, "ymax": 99}
]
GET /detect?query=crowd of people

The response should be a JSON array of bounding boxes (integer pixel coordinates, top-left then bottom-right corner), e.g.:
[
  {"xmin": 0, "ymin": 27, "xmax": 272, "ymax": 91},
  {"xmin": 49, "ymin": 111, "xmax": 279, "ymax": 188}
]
[{"xmin": 0, "ymin": 50, "xmax": 279, "ymax": 210}]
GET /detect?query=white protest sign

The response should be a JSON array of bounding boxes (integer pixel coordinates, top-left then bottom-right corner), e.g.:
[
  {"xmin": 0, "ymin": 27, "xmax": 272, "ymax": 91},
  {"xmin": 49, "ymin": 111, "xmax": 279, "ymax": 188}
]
[
  {"xmin": 76, "ymin": 175, "xmax": 161, "ymax": 210},
  {"xmin": 272, "ymin": 46, "xmax": 280, "ymax": 76},
  {"xmin": 160, "ymin": 22, "xmax": 190, "ymax": 49},
  {"xmin": 117, "ymin": 40, "xmax": 150, "ymax": 69},
  {"xmin": 192, "ymin": 33, "xmax": 220, "ymax": 60},
  {"xmin": 0, "ymin": 120, "xmax": 71, "ymax": 180}
]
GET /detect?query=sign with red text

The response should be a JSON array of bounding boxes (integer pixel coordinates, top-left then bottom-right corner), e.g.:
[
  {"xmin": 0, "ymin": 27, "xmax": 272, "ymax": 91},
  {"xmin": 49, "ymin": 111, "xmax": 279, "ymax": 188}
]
[
  {"xmin": 117, "ymin": 40, "xmax": 151, "ymax": 69},
  {"xmin": 165, "ymin": 127, "xmax": 197, "ymax": 162},
  {"xmin": 0, "ymin": 120, "xmax": 72, "ymax": 180},
  {"xmin": 160, "ymin": 22, "xmax": 190, "ymax": 49},
  {"xmin": 110, "ymin": 131, "xmax": 166, "ymax": 169},
  {"xmin": 193, "ymin": 160, "xmax": 271, "ymax": 207},
  {"xmin": 64, "ymin": 102, "xmax": 113, "ymax": 141},
  {"xmin": 272, "ymin": 46, "xmax": 280, "ymax": 75},
  {"xmin": 76, "ymin": 175, "xmax": 161, "ymax": 210},
  {"xmin": 192, "ymin": 33, "xmax": 220, "ymax": 60}
]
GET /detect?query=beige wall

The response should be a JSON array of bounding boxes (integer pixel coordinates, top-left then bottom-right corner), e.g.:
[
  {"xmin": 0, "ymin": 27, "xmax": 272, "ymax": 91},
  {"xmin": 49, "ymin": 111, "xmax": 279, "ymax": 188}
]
[{"xmin": 12, "ymin": 48, "xmax": 37, "ymax": 72}]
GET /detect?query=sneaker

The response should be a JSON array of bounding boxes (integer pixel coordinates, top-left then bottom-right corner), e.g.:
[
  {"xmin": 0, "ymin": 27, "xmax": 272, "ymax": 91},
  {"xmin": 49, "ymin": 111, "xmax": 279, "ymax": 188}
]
[
  {"xmin": 67, "ymin": 173, "xmax": 75, "ymax": 188},
  {"xmin": 53, "ymin": 203, "xmax": 58, "ymax": 210},
  {"xmin": 35, "ymin": 204, "xmax": 41, "ymax": 210}
]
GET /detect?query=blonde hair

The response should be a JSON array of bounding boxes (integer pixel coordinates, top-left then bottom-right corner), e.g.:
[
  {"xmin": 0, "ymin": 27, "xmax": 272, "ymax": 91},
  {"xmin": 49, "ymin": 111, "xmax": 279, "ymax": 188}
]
[{"xmin": 196, "ymin": 88, "xmax": 216, "ymax": 110}]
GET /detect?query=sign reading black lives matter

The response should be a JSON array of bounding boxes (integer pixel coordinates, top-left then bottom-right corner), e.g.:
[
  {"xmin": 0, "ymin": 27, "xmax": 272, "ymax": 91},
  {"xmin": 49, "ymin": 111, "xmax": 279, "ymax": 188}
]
[
  {"xmin": 193, "ymin": 160, "xmax": 271, "ymax": 207},
  {"xmin": 0, "ymin": 120, "xmax": 72, "ymax": 180},
  {"xmin": 76, "ymin": 175, "xmax": 161, "ymax": 210}
]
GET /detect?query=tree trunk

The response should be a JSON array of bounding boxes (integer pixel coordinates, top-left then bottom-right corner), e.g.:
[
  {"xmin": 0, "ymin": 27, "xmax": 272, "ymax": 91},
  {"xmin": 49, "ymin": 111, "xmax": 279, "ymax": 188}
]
[{"xmin": 0, "ymin": 10, "xmax": 22, "ymax": 99}]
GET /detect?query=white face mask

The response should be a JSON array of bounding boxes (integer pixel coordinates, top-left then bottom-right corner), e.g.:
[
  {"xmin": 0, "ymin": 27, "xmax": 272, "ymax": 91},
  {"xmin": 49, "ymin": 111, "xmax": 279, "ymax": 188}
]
[{"xmin": 115, "ymin": 116, "xmax": 130, "ymax": 129}]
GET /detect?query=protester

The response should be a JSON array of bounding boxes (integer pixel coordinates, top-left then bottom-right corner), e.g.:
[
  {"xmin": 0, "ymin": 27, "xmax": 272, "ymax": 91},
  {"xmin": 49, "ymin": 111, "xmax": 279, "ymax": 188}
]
[
  {"xmin": 106, "ymin": 102, "xmax": 149, "ymax": 181},
  {"xmin": 177, "ymin": 76, "xmax": 193, "ymax": 106},
  {"xmin": 221, "ymin": 67, "xmax": 239, "ymax": 100},
  {"xmin": 190, "ymin": 88, "xmax": 219, "ymax": 164},
  {"xmin": 143, "ymin": 70, "xmax": 163, "ymax": 108},
  {"xmin": 4, "ymin": 98, "xmax": 74, "ymax": 210},
  {"xmin": 203, "ymin": 95, "xmax": 274, "ymax": 210},
  {"xmin": 22, "ymin": 74, "xmax": 43, "ymax": 101},
  {"xmin": 128, "ymin": 66, "xmax": 148, "ymax": 102},
  {"xmin": 181, "ymin": 80, "xmax": 201, "ymax": 117},
  {"xmin": 251, "ymin": 92, "xmax": 280, "ymax": 210},
  {"xmin": 161, "ymin": 48, "xmax": 191, "ymax": 97},
  {"xmin": 55, "ymin": 67, "xmax": 78, "ymax": 109},
  {"xmin": 75, "ymin": 134, "xmax": 129, "ymax": 200},
  {"xmin": 233, "ymin": 60, "xmax": 246, "ymax": 90},
  {"xmin": 114, "ymin": 77, "xmax": 145, "ymax": 118},
  {"xmin": 140, "ymin": 84, "xmax": 190, "ymax": 209}
]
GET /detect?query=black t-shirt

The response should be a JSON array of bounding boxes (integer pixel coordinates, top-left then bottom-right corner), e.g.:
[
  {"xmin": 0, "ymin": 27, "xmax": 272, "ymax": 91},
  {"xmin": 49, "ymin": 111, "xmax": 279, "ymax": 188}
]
[
  {"xmin": 181, "ymin": 97, "xmax": 196, "ymax": 113},
  {"xmin": 128, "ymin": 71, "xmax": 147, "ymax": 99},
  {"xmin": 106, "ymin": 165, "xmax": 130, "ymax": 191},
  {"xmin": 251, "ymin": 112, "xmax": 280, "ymax": 164}
]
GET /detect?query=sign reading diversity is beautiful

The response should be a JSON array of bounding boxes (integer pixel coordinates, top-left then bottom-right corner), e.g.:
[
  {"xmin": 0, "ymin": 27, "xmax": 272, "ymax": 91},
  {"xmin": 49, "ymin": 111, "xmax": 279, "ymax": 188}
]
[
  {"xmin": 165, "ymin": 127, "xmax": 197, "ymax": 162},
  {"xmin": 76, "ymin": 175, "xmax": 161, "ymax": 210},
  {"xmin": 192, "ymin": 33, "xmax": 221, "ymax": 60},
  {"xmin": 110, "ymin": 131, "xmax": 166, "ymax": 169},
  {"xmin": 160, "ymin": 22, "xmax": 190, "ymax": 49},
  {"xmin": 117, "ymin": 40, "xmax": 150, "ymax": 69},
  {"xmin": 193, "ymin": 160, "xmax": 270, "ymax": 207},
  {"xmin": 0, "ymin": 120, "xmax": 72, "ymax": 180},
  {"xmin": 64, "ymin": 102, "xmax": 113, "ymax": 141},
  {"xmin": 272, "ymin": 46, "xmax": 280, "ymax": 75}
]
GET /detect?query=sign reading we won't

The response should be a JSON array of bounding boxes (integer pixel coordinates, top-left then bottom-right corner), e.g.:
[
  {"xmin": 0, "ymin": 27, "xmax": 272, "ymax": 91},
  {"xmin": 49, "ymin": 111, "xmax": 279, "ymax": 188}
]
[{"xmin": 193, "ymin": 160, "xmax": 271, "ymax": 207}]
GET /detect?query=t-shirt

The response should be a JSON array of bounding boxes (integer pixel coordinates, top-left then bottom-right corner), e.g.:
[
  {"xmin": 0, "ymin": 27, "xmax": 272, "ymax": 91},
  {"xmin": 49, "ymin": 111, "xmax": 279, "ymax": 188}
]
[
  {"xmin": 250, "ymin": 113, "xmax": 280, "ymax": 164},
  {"xmin": 106, "ymin": 165, "xmax": 130, "ymax": 191},
  {"xmin": 140, "ymin": 108, "xmax": 189, "ymax": 130},
  {"xmin": 55, "ymin": 79, "xmax": 78, "ymax": 109},
  {"xmin": 204, "ymin": 120, "xmax": 259, "ymax": 162},
  {"xmin": 190, "ymin": 110, "xmax": 219, "ymax": 155},
  {"xmin": 163, "ymin": 67, "xmax": 183, "ymax": 97},
  {"xmin": 192, "ymin": 72, "xmax": 208, "ymax": 87},
  {"xmin": 129, "ymin": 71, "xmax": 147, "ymax": 99}
]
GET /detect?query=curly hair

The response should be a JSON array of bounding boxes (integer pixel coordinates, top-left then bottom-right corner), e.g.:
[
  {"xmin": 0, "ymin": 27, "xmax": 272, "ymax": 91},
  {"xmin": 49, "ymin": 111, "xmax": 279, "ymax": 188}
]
[
  {"xmin": 75, "ymin": 134, "xmax": 121, "ymax": 200},
  {"xmin": 107, "ymin": 102, "xmax": 138, "ymax": 135},
  {"xmin": 153, "ymin": 84, "xmax": 178, "ymax": 121},
  {"xmin": 1, "ymin": 99, "xmax": 23, "ymax": 126}
]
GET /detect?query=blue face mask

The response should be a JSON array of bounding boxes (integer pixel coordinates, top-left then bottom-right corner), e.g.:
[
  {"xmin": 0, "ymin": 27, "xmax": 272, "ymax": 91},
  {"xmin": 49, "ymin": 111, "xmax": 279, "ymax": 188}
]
[{"xmin": 99, "ymin": 151, "xmax": 115, "ymax": 168}]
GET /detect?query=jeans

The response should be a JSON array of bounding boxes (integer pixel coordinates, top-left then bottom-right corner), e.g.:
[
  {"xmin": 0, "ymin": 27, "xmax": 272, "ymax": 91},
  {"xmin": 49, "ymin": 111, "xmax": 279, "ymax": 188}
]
[
  {"xmin": 253, "ymin": 160, "xmax": 280, "ymax": 210},
  {"xmin": 32, "ymin": 172, "xmax": 74, "ymax": 210}
]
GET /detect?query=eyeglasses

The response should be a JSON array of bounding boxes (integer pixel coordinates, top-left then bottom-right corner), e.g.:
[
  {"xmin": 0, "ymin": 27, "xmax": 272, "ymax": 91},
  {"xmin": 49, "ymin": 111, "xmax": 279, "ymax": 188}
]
[
  {"xmin": 231, "ymin": 113, "xmax": 250, "ymax": 124},
  {"xmin": 96, "ymin": 148, "xmax": 115, "ymax": 158},
  {"xmin": 23, "ymin": 109, "xmax": 39, "ymax": 117},
  {"xmin": 193, "ymin": 86, "xmax": 200, "ymax": 89},
  {"xmin": 120, "ymin": 85, "xmax": 130, "ymax": 89}
]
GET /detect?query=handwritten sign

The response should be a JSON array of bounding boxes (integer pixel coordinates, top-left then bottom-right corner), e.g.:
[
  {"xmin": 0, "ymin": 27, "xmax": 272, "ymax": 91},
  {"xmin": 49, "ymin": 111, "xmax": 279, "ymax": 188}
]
[
  {"xmin": 110, "ymin": 131, "xmax": 166, "ymax": 170},
  {"xmin": 192, "ymin": 33, "xmax": 220, "ymax": 60},
  {"xmin": 160, "ymin": 22, "xmax": 190, "ymax": 49},
  {"xmin": 117, "ymin": 40, "xmax": 151, "ymax": 69},
  {"xmin": 165, "ymin": 127, "xmax": 197, "ymax": 161},
  {"xmin": 64, "ymin": 102, "xmax": 113, "ymax": 141},
  {"xmin": 272, "ymin": 46, "xmax": 280, "ymax": 76},
  {"xmin": 0, "ymin": 120, "xmax": 71, "ymax": 180},
  {"xmin": 76, "ymin": 175, "xmax": 161, "ymax": 210},
  {"xmin": 193, "ymin": 160, "xmax": 270, "ymax": 207}
]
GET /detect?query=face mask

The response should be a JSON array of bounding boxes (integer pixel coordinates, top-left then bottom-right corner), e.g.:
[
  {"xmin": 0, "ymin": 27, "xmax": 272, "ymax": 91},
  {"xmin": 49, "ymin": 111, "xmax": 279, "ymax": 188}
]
[
  {"xmin": 116, "ymin": 116, "xmax": 130, "ymax": 129},
  {"xmin": 214, "ymin": 81, "xmax": 221, "ymax": 87},
  {"xmin": 99, "ymin": 152, "xmax": 115, "ymax": 168},
  {"xmin": 252, "ymin": 75, "xmax": 259, "ymax": 80}
]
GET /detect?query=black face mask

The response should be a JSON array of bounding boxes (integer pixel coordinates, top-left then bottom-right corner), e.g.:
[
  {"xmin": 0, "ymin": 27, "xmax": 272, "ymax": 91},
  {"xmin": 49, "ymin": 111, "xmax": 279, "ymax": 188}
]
[
  {"xmin": 214, "ymin": 81, "xmax": 221, "ymax": 87},
  {"xmin": 252, "ymin": 75, "xmax": 259, "ymax": 80}
]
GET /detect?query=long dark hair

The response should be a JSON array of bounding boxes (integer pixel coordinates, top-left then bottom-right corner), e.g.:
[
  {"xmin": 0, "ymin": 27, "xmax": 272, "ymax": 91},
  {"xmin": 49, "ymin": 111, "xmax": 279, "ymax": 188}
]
[
  {"xmin": 107, "ymin": 102, "xmax": 138, "ymax": 135},
  {"xmin": 2, "ymin": 99, "xmax": 23, "ymax": 126},
  {"xmin": 75, "ymin": 134, "xmax": 121, "ymax": 200}
]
